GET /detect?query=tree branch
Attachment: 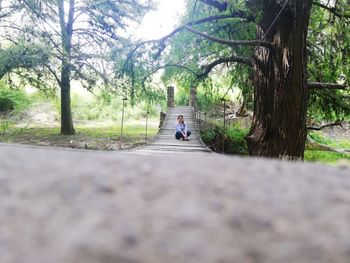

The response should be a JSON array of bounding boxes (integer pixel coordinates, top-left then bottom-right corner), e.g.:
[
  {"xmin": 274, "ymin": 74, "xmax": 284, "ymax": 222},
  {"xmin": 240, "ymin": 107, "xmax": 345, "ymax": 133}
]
[
  {"xmin": 199, "ymin": 0, "xmax": 228, "ymax": 12},
  {"xmin": 307, "ymin": 120, "xmax": 343, "ymax": 131},
  {"xmin": 198, "ymin": 55, "xmax": 252, "ymax": 78},
  {"xmin": 169, "ymin": 14, "xmax": 246, "ymax": 42},
  {"xmin": 313, "ymin": 2, "xmax": 350, "ymax": 19},
  {"xmin": 0, "ymin": 10, "xmax": 15, "ymax": 19},
  {"xmin": 141, "ymin": 64, "xmax": 199, "ymax": 85},
  {"xmin": 44, "ymin": 64, "xmax": 61, "ymax": 87},
  {"xmin": 307, "ymin": 82, "xmax": 348, "ymax": 90},
  {"xmin": 141, "ymin": 55, "xmax": 252, "ymax": 86},
  {"xmin": 185, "ymin": 26, "xmax": 274, "ymax": 49},
  {"xmin": 125, "ymin": 13, "xmax": 252, "ymax": 67}
]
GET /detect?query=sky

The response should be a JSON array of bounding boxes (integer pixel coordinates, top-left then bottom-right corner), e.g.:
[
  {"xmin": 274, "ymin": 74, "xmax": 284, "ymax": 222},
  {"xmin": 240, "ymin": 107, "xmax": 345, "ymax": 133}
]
[{"xmin": 133, "ymin": 0, "xmax": 186, "ymax": 40}]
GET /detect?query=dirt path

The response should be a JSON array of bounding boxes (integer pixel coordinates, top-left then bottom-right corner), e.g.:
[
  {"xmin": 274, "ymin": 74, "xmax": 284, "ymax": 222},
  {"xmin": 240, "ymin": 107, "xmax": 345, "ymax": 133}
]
[{"xmin": 15, "ymin": 102, "xmax": 59, "ymax": 127}]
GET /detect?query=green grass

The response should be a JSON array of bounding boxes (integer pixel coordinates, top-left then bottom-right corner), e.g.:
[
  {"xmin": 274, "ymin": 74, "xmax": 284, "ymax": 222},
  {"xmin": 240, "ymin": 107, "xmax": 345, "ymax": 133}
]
[
  {"xmin": 0, "ymin": 86, "xmax": 161, "ymax": 150},
  {"xmin": 306, "ymin": 131, "xmax": 350, "ymax": 164},
  {"xmin": 304, "ymin": 150, "xmax": 350, "ymax": 164},
  {"xmin": 308, "ymin": 131, "xmax": 350, "ymax": 149},
  {"xmin": 77, "ymin": 123, "xmax": 158, "ymax": 139},
  {"xmin": 327, "ymin": 139, "xmax": 350, "ymax": 149},
  {"xmin": 0, "ymin": 120, "xmax": 159, "ymax": 150}
]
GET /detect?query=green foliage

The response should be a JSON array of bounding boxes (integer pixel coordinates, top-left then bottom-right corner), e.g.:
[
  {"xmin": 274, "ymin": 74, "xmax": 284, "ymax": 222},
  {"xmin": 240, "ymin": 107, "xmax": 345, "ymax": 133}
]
[
  {"xmin": 71, "ymin": 93, "xmax": 122, "ymax": 121},
  {"xmin": 0, "ymin": 81, "xmax": 30, "ymax": 112},
  {"xmin": 201, "ymin": 123, "xmax": 248, "ymax": 155},
  {"xmin": 54, "ymin": 91, "xmax": 161, "ymax": 121},
  {"xmin": 175, "ymin": 86, "xmax": 189, "ymax": 106},
  {"xmin": 0, "ymin": 97, "xmax": 14, "ymax": 112},
  {"xmin": 0, "ymin": 121, "xmax": 12, "ymax": 134},
  {"xmin": 0, "ymin": 41, "xmax": 50, "ymax": 79},
  {"xmin": 162, "ymin": 0, "xmax": 350, "ymax": 124},
  {"xmin": 200, "ymin": 129, "xmax": 216, "ymax": 143},
  {"xmin": 307, "ymin": 1, "xmax": 350, "ymax": 121},
  {"xmin": 1, "ymin": 0, "xmax": 155, "ymax": 108},
  {"xmin": 157, "ymin": 0, "xmax": 256, "ymax": 114},
  {"xmin": 225, "ymin": 124, "xmax": 249, "ymax": 154}
]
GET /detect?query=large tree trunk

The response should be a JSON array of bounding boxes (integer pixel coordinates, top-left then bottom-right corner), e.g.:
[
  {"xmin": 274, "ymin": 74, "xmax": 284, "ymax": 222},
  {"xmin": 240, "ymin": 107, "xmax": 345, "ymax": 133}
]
[
  {"xmin": 58, "ymin": 0, "xmax": 75, "ymax": 135},
  {"xmin": 60, "ymin": 63, "xmax": 75, "ymax": 135},
  {"xmin": 246, "ymin": 0, "xmax": 312, "ymax": 159}
]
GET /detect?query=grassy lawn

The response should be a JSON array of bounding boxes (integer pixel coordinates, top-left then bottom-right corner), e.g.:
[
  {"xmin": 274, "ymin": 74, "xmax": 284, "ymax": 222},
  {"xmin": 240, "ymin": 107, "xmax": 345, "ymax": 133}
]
[
  {"xmin": 305, "ymin": 131, "xmax": 350, "ymax": 165},
  {"xmin": 0, "ymin": 86, "xmax": 162, "ymax": 151},
  {"xmin": 0, "ymin": 119, "xmax": 159, "ymax": 151},
  {"xmin": 305, "ymin": 150, "xmax": 350, "ymax": 164}
]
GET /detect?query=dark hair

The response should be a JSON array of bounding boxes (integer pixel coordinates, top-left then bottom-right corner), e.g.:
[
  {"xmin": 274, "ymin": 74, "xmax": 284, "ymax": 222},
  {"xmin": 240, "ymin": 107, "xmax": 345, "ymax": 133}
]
[{"xmin": 177, "ymin": 115, "xmax": 183, "ymax": 119}]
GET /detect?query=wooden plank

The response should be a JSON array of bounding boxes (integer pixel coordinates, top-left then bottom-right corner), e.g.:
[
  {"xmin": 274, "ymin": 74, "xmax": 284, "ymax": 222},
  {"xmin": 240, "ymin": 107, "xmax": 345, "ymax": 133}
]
[
  {"xmin": 151, "ymin": 143, "xmax": 204, "ymax": 147},
  {"xmin": 137, "ymin": 106, "xmax": 210, "ymax": 153},
  {"xmin": 144, "ymin": 147, "xmax": 209, "ymax": 152}
]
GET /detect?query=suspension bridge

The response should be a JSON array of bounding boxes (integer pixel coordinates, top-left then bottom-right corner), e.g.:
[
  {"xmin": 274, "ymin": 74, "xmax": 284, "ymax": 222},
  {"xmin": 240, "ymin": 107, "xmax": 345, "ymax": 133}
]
[
  {"xmin": 135, "ymin": 106, "xmax": 211, "ymax": 154},
  {"xmin": 1, "ymin": 87, "xmax": 349, "ymax": 262}
]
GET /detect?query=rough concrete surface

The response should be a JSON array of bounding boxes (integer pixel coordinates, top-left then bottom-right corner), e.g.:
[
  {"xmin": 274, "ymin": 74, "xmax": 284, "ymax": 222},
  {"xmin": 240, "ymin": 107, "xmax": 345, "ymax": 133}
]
[{"xmin": 0, "ymin": 143, "xmax": 350, "ymax": 263}]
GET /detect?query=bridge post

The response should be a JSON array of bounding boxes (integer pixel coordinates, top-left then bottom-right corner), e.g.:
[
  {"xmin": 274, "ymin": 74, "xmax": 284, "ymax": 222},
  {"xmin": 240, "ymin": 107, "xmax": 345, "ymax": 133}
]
[
  {"xmin": 189, "ymin": 85, "xmax": 197, "ymax": 108},
  {"xmin": 190, "ymin": 85, "xmax": 198, "ymax": 130},
  {"xmin": 159, "ymin": 111, "xmax": 166, "ymax": 129},
  {"xmin": 167, "ymin": 86, "xmax": 174, "ymax": 107}
]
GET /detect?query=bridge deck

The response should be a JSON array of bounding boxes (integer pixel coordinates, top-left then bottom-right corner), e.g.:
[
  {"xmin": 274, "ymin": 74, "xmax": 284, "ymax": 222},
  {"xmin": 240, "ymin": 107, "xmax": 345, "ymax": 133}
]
[{"xmin": 137, "ymin": 106, "xmax": 210, "ymax": 154}]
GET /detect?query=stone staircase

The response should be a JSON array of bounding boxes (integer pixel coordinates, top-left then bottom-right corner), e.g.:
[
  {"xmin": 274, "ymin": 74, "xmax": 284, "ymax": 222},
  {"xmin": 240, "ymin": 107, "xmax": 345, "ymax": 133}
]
[{"xmin": 136, "ymin": 106, "xmax": 211, "ymax": 154}]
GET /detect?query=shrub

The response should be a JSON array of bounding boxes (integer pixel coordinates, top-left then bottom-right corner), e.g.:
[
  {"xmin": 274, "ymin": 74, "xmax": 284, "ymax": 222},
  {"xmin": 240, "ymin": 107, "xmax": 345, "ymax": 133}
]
[
  {"xmin": 0, "ymin": 82, "xmax": 30, "ymax": 112},
  {"xmin": 200, "ymin": 130, "xmax": 215, "ymax": 143},
  {"xmin": 0, "ymin": 97, "xmax": 14, "ymax": 112},
  {"xmin": 67, "ymin": 92, "xmax": 160, "ymax": 121},
  {"xmin": 200, "ymin": 123, "xmax": 249, "ymax": 155},
  {"xmin": 225, "ymin": 125, "xmax": 249, "ymax": 155}
]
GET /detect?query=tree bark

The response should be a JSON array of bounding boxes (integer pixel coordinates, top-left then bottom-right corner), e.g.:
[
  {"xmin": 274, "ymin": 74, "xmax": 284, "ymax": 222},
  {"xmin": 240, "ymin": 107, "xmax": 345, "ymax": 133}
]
[
  {"xmin": 60, "ymin": 62, "xmax": 75, "ymax": 135},
  {"xmin": 58, "ymin": 0, "xmax": 75, "ymax": 135},
  {"xmin": 246, "ymin": 0, "xmax": 312, "ymax": 159}
]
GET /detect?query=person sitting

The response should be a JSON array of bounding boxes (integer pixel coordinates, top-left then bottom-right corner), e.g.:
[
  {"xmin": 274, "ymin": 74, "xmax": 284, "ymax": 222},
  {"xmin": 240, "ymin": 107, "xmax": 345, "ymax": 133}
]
[{"xmin": 175, "ymin": 114, "xmax": 191, "ymax": 141}]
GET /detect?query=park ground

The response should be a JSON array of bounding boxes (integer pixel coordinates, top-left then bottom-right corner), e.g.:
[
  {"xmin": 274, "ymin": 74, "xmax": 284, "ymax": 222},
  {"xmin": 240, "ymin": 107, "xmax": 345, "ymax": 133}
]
[
  {"xmin": 1, "ymin": 100, "xmax": 350, "ymax": 166},
  {"xmin": 0, "ymin": 102, "xmax": 159, "ymax": 151}
]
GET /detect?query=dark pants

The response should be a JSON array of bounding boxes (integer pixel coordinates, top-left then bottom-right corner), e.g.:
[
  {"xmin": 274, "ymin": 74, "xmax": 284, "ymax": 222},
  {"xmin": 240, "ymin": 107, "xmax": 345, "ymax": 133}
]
[{"xmin": 175, "ymin": 131, "xmax": 191, "ymax": 140}]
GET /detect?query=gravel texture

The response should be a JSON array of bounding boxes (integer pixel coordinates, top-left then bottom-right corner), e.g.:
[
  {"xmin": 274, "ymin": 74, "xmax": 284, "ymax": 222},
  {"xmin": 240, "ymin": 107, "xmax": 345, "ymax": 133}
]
[{"xmin": 0, "ymin": 143, "xmax": 350, "ymax": 263}]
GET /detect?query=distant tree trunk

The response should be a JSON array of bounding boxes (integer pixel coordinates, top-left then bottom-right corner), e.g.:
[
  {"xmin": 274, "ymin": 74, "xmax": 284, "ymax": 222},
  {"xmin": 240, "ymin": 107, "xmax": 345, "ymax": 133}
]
[
  {"xmin": 58, "ymin": 0, "xmax": 75, "ymax": 135},
  {"xmin": 236, "ymin": 99, "xmax": 247, "ymax": 117},
  {"xmin": 246, "ymin": 0, "xmax": 312, "ymax": 159},
  {"xmin": 60, "ymin": 62, "xmax": 74, "ymax": 135}
]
